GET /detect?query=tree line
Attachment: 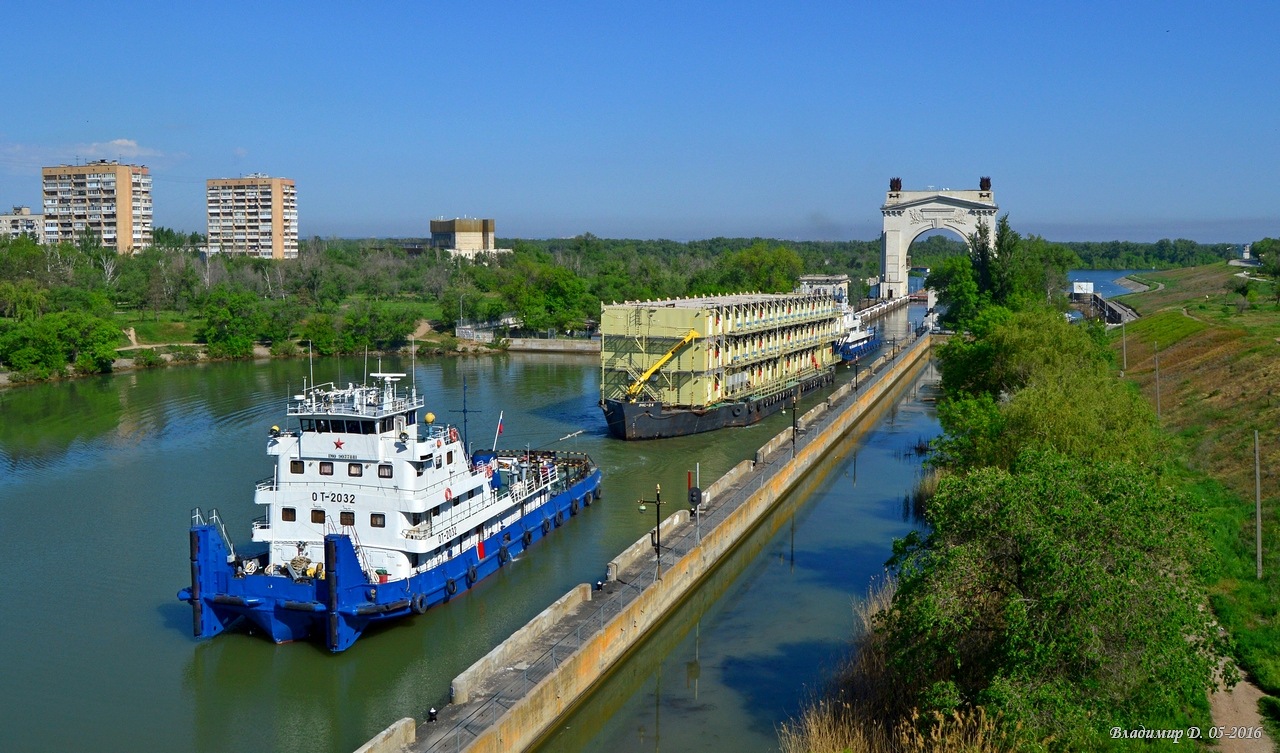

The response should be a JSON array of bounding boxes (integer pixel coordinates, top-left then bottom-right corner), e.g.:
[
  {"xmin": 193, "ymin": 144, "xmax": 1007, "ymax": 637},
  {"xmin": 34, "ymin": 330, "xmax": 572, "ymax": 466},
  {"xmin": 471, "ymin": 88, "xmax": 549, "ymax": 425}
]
[{"xmin": 0, "ymin": 223, "xmax": 1246, "ymax": 382}]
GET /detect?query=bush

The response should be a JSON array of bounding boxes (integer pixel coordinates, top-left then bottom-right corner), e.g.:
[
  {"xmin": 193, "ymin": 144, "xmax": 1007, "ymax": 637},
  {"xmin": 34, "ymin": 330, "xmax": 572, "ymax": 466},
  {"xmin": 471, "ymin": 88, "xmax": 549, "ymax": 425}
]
[
  {"xmin": 168, "ymin": 345, "xmax": 199, "ymax": 363},
  {"xmin": 132, "ymin": 348, "xmax": 163, "ymax": 369},
  {"xmin": 270, "ymin": 340, "xmax": 299, "ymax": 357}
]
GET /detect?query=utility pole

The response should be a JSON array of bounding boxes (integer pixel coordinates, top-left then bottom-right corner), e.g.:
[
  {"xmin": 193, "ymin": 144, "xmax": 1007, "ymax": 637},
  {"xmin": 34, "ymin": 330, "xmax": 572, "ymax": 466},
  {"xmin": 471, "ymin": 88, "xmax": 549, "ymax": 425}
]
[
  {"xmin": 1121, "ymin": 319, "xmax": 1128, "ymax": 371},
  {"xmin": 1154, "ymin": 341, "xmax": 1161, "ymax": 420},
  {"xmin": 1257, "ymin": 430, "xmax": 1263, "ymax": 580}
]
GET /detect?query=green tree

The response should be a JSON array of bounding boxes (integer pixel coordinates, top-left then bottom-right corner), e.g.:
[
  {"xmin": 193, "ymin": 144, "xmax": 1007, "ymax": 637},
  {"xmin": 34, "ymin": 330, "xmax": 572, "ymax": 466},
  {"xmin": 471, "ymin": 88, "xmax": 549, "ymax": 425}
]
[
  {"xmin": 200, "ymin": 286, "xmax": 263, "ymax": 358},
  {"xmin": 885, "ymin": 452, "xmax": 1221, "ymax": 746},
  {"xmin": 925, "ymin": 255, "xmax": 981, "ymax": 329},
  {"xmin": 0, "ymin": 310, "xmax": 121, "ymax": 377}
]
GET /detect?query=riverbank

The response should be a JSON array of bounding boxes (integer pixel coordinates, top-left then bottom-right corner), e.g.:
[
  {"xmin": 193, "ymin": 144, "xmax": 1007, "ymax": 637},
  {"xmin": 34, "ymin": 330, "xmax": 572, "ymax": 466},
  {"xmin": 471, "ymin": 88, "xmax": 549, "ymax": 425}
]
[{"xmin": 0, "ymin": 328, "xmax": 560, "ymax": 391}]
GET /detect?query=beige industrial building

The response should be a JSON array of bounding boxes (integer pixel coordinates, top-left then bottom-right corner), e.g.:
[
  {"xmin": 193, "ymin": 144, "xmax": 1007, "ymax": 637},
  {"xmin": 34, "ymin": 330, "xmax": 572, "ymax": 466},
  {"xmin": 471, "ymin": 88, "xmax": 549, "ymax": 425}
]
[
  {"xmin": 1, "ymin": 206, "xmax": 45, "ymax": 243},
  {"xmin": 600, "ymin": 292, "xmax": 841, "ymax": 410},
  {"xmin": 42, "ymin": 160, "xmax": 152, "ymax": 252},
  {"xmin": 429, "ymin": 218, "xmax": 512, "ymax": 260},
  {"xmin": 206, "ymin": 174, "xmax": 298, "ymax": 259}
]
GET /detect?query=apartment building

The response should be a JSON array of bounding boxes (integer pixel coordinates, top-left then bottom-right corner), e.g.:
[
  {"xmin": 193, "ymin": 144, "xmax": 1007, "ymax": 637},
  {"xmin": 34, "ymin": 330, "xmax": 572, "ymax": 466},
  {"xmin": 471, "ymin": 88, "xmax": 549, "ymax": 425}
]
[
  {"xmin": 206, "ymin": 175, "xmax": 298, "ymax": 259},
  {"xmin": 1, "ymin": 206, "xmax": 45, "ymax": 244},
  {"xmin": 429, "ymin": 218, "xmax": 511, "ymax": 260},
  {"xmin": 41, "ymin": 160, "xmax": 152, "ymax": 252}
]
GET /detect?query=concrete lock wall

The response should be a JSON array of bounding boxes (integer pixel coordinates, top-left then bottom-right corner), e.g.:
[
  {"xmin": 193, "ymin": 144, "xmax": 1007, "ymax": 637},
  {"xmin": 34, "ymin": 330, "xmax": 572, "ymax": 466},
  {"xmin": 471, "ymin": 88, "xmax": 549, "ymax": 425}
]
[
  {"xmin": 451, "ymin": 584, "xmax": 593, "ymax": 704},
  {"xmin": 353, "ymin": 718, "xmax": 415, "ymax": 753},
  {"xmin": 456, "ymin": 335, "xmax": 934, "ymax": 753},
  {"xmin": 606, "ymin": 509, "xmax": 690, "ymax": 581},
  {"xmin": 703, "ymin": 459, "xmax": 754, "ymax": 504},
  {"xmin": 505, "ymin": 338, "xmax": 601, "ymax": 353}
]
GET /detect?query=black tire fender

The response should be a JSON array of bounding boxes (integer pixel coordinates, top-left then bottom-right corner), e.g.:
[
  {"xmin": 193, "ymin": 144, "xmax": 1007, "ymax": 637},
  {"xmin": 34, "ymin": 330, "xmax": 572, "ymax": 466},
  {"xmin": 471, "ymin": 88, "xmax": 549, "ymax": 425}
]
[
  {"xmin": 411, "ymin": 593, "xmax": 429, "ymax": 614},
  {"xmin": 445, "ymin": 578, "xmax": 457, "ymax": 596}
]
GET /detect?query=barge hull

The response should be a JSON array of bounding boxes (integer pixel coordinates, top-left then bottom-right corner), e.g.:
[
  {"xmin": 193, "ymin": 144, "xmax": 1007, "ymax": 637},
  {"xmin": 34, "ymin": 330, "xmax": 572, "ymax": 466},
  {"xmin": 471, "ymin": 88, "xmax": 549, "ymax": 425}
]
[{"xmin": 603, "ymin": 369, "xmax": 834, "ymax": 440}]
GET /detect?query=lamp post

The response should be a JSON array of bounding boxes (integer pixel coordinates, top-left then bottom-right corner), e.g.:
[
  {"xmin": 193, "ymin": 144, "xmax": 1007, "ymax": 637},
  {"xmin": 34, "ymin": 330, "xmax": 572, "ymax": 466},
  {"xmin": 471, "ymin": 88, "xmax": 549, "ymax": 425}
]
[{"xmin": 638, "ymin": 484, "xmax": 662, "ymax": 576}]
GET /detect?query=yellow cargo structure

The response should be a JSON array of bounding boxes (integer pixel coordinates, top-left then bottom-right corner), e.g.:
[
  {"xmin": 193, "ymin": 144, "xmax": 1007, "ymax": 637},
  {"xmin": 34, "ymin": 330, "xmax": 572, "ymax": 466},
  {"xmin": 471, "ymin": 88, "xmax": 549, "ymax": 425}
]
[{"xmin": 600, "ymin": 292, "xmax": 842, "ymax": 410}]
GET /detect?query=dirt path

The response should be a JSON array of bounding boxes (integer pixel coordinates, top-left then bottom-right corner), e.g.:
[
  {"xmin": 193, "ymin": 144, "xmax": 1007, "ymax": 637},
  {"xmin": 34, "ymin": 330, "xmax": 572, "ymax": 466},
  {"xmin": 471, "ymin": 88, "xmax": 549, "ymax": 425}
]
[
  {"xmin": 412, "ymin": 320, "xmax": 434, "ymax": 340},
  {"xmin": 1210, "ymin": 678, "xmax": 1273, "ymax": 752}
]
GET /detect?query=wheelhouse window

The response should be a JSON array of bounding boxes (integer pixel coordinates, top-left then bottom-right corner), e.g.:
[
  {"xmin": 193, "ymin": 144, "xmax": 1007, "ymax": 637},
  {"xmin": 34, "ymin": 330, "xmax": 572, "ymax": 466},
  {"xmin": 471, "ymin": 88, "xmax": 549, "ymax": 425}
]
[
  {"xmin": 378, "ymin": 464, "xmax": 393, "ymax": 478},
  {"xmin": 290, "ymin": 460, "xmax": 304, "ymax": 474},
  {"xmin": 340, "ymin": 511, "xmax": 355, "ymax": 526},
  {"xmin": 319, "ymin": 462, "xmax": 333, "ymax": 476},
  {"xmin": 370, "ymin": 513, "xmax": 386, "ymax": 528},
  {"xmin": 447, "ymin": 451, "xmax": 454, "ymax": 465},
  {"xmin": 281, "ymin": 507, "xmax": 296, "ymax": 522},
  {"xmin": 348, "ymin": 463, "xmax": 362, "ymax": 477},
  {"xmin": 311, "ymin": 509, "xmax": 325, "ymax": 524}
]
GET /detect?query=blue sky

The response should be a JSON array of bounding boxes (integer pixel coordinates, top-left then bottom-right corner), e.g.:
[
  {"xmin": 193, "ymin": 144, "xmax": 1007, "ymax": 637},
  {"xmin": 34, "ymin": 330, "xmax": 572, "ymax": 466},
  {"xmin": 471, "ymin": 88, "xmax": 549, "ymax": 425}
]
[{"xmin": 1, "ymin": 2, "xmax": 1276, "ymax": 243}]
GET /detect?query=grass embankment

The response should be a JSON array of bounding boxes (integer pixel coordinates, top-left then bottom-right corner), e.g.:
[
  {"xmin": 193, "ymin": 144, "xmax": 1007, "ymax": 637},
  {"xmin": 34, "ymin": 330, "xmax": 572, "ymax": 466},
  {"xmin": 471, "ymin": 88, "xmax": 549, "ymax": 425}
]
[{"xmin": 1114, "ymin": 264, "xmax": 1280, "ymax": 706}]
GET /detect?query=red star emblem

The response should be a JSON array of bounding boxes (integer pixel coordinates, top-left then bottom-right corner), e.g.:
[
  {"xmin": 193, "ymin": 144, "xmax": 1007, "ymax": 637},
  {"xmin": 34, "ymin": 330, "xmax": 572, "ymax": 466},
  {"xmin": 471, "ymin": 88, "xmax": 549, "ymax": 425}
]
[{"xmin": 333, "ymin": 439, "xmax": 345, "ymax": 449}]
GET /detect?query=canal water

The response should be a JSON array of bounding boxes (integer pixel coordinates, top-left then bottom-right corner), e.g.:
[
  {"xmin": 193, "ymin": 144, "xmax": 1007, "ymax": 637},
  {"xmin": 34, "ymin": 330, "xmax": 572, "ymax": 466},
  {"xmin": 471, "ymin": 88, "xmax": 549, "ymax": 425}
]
[
  {"xmin": 0, "ymin": 305, "xmax": 926, "ymax": 753},
  {"xmin": 1066, "ymin": 269, "xmax": 1144, "ymax": 299}
]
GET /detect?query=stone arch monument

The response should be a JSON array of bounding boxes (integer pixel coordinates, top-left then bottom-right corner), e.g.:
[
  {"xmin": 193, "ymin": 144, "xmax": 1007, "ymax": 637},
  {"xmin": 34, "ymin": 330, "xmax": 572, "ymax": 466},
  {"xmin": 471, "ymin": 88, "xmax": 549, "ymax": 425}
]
[{"xmin": 879, "ymin": 177, "xmax": 998, "ymax": 298}]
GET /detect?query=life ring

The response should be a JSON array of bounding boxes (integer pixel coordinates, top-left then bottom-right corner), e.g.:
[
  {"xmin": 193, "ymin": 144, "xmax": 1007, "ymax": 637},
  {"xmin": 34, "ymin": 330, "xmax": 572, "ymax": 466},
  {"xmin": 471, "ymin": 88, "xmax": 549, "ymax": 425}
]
[
  {"xmin": 571, "ymin": 498, "xmax": 579, "ymax": 515},
  {"xmin": 444, "ymin": 488, "xmax": 453, "ymax": 502},
  {"xmin": 436, "ymin": 439, "xmax": 442, "ymax": 448},
  {"xmin": 485, "ymin": 464, "xmax": 493, "ymax": 479},
  {"xmin": 555, "ymin": 509, "xmax": 565, "ymax": 526},
  {"xmin": 499, "ymin": 545, "xmax": 510, "ymax": 564},
  {"xmin": 541, "ymin": 519, "xmax": 551, "ymax": 535},
  {"xmin": 445, "ymin": 578, "xmax": 457, "ymax": 596},
  {"xmin": 466, "ymin": 564, "xmax": 478, "ymax": 585},
  {"xmin": 449, "ymin": 427, "xmax": 459, "ymax": 443},
  {"xmin": 411, "ymin": 593, "xmax": 429, "ymax": 614},
  {"xmin": 522, "ymin": 530, "xmax": 532, "ymax": 547}
]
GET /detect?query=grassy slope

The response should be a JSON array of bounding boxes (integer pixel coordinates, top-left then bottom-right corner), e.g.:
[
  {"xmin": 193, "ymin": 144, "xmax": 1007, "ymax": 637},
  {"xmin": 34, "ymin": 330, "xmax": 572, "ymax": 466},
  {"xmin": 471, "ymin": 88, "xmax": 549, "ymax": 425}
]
[{"xmin": 1112, "ymin": 263, "xmax": 1280, "ymax": 693}]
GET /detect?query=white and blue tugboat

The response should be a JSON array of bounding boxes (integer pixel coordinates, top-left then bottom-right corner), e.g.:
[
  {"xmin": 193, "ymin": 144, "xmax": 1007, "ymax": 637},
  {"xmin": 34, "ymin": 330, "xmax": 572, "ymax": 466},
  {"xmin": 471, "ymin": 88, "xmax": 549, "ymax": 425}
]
[
  {"xmin": 178, "ymin": 372, "xmax": 602, "ymax": 652},
  {"xmin": 836, "ymin": 311, "xmax": 880, "ymax": 362}
]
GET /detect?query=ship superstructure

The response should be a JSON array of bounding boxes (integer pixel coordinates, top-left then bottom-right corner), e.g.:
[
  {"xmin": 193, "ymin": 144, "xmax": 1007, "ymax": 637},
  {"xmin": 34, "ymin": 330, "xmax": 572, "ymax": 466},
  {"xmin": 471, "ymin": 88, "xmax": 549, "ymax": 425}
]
[
  {"xmin": 179, "ymin": 373, "xmax": 601, "ymax": 651},
  {"xmin": 599, "ymin": 292, "xmax": 841, "ymax": 439}
]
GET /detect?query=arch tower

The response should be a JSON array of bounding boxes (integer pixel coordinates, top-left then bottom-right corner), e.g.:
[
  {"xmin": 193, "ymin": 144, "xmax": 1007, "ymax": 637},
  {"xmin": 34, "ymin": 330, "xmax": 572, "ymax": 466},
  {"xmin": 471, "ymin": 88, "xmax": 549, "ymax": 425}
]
[{"xmin": 879, "ymin": 177, "xmax": 998, "ymax": 298}]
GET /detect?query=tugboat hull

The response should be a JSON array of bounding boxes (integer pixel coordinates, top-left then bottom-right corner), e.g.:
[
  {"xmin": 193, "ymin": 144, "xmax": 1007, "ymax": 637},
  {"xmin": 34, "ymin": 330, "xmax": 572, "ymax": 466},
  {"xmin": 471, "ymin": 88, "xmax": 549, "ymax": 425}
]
[{"xmin": 179, "ymin": 467, "xmax": 601, "ymax": 652}]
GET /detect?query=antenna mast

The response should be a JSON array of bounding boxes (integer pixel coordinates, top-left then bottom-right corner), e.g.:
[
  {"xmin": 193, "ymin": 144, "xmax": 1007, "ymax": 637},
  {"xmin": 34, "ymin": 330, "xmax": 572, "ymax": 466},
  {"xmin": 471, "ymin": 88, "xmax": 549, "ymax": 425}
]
[{"xmin": 450, "ymin": 376, "xmax": 479, "ymax": 454}]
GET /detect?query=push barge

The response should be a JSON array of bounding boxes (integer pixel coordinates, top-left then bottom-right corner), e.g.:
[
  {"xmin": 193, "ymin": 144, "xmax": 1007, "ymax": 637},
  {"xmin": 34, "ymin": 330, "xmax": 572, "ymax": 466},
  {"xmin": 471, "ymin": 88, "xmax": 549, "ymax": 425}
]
[{"xmin": 599, "ymin": 292, "xmax": 842, "ymax": 440}]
